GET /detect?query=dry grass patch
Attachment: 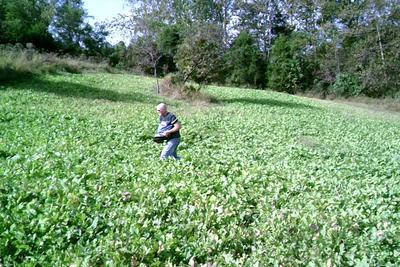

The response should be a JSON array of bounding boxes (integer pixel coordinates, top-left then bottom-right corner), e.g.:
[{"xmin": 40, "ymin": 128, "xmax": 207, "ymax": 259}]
[
  {"xmin": 297, "ymin": 91, "xmax": 400, "ymax": 113},
  {"xmin": 0, "ymin": 46, "xmax": 115, "ymax": 82},
  {"xmin": 157, "ymin": 74, "xmax": 217, "ymax": 104}
]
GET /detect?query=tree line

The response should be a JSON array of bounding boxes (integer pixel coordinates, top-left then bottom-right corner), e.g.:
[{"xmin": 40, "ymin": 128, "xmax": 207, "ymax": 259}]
[
  {"xmin": 1, "ymin": 0, "xmax": 399, "ymax": 98},
  {"xmin": 0, "ymin": 0, "xmax": 109, "ymax": 56}
]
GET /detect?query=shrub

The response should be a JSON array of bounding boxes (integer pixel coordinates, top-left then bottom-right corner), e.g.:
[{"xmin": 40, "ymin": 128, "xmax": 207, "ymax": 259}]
[
  {"xmin": 224, "ymin": 32, "xmax": 266, "ymax": 88},
  {"xmin": 159, "ymin": 73, "xmax": 212, "ymax": 102},
  {"xmin": 267, "ymin": 33, "xmax": 311, "ymax": 94},
  {"xmin": 329, "ymin": 73, "xmax": 363, "ymax": 97}
]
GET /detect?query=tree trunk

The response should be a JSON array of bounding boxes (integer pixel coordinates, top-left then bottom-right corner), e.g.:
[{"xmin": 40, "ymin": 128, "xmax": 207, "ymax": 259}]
[
  {"xmin": 376, "ymin": 22, "xmax": 385, "ymax": 67},
  {"xmin": 154, "ymin": 64, "xmax": 160, "ymax": 94},
  {"xmin": 375, "ymin": 21, "xmax": 388, "ymax": 83},
  {"xmin": 335, "ymin": 43, "xmax": 340, "ymax": 75}
]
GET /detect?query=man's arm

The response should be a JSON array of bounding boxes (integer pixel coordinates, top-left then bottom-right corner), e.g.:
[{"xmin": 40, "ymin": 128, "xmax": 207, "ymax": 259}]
[{"xmin": 164, "ymin": 122, "xmax": 181, "ymax": 137}]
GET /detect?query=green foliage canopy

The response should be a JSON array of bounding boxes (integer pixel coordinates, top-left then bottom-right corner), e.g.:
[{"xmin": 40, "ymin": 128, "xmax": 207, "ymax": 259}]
[
  {"xmin": 175, "ymin": 24, "xmax": 224, "ymax": 85},
  {"xmin": 267, "ymin": 33, "xmax": 310, "ymax": 94},
  {"xmin": 224, "ymin": 32, "xmax": 265, "ymax": 88},
  {"xmin": 0, "ymin": 0, "xmax": 56, "ymax": 49}
]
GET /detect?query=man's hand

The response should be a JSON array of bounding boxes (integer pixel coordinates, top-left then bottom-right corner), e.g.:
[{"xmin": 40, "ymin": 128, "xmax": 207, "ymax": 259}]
[{"xmin": 163, "ymin": 122, "xmax": 180, "ymax": 138}]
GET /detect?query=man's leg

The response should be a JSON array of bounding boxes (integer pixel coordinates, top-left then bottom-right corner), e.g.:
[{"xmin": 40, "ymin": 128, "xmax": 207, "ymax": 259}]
[
  {"xmin": 172, "ymin": 138, "xmax": 181, "ymax": 160},
  {"xmin": 160, "ymin": 138, "xmax": 180, "ymax": 159}
]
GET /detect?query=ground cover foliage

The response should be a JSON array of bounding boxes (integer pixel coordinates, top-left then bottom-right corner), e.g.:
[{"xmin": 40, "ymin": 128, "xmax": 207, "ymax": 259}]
[{"xmin": 1, "ymin": 74, "xmax": 400, "ymax": 266}]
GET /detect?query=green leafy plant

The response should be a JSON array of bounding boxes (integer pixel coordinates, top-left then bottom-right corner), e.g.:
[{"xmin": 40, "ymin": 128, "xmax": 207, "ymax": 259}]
[
  {"xmin": 329, "ymin": 73, "xmax": 363, "ymax": 97},
  {"xmin": 1, "ymin": 73, "xmax": 399, "ymax": 266}
]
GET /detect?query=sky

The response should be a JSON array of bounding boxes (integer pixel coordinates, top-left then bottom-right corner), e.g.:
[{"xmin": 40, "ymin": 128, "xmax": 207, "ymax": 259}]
[{"xmin": 83, "ymin": 0, "xmax": 129, "ymax": 45}]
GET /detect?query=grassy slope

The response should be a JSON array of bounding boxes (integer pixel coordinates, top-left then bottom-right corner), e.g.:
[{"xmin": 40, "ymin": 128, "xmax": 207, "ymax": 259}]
[{"xmin": 1, "ymin": 73, "xmax": 399, "ymax": 266}]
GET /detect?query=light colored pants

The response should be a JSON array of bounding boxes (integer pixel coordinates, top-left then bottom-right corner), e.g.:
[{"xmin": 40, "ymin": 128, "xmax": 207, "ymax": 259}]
[{"xmin": 160, "ymin": 138, "xmax": 181, "ymax": 160}]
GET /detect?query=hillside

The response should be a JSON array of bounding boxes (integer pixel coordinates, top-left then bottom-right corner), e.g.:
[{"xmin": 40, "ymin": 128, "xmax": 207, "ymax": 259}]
[{"xmin": 1, "ymin": 73, "xmax": 399, "ymax": 266}]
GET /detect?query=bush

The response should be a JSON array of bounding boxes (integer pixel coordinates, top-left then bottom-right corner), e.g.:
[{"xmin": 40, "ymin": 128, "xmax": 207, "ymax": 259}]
[
  {"xmin": 158, "ymin": 73, "xmax": 212, "ymax": 102},
  {"xmin": 311, "ymin": 80, "xmax": 331, "ymax": 99},
  {"xmin": 267, "ymin": 33, "xmax": 310, "ymax": 94},
  {"xmin": 329, "ymin": 73, "xmax": 363, "ymax": 97},
  {"xmin": 224, "ymin": 32, "xmax": 265, "ymax": 88}
]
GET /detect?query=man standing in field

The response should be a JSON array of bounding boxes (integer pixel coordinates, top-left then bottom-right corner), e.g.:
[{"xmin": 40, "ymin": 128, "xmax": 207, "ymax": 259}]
[{"xmin": 155, "ymin": 103, "xmax": 182, "ymax": 160}]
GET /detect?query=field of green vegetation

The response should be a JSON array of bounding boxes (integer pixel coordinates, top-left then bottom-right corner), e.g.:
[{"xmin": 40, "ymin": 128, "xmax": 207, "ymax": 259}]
[{"xmin": 1, "ymin": 73, "xmax": 399, "ymax": 266}]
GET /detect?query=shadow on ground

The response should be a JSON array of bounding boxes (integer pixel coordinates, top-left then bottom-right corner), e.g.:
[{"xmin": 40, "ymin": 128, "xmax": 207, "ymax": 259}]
[
  {"xmin": 4, "ymin": 74, "xmax": 319, "ymax": 110},
  {"xmin": 4, "ymin": 74, "xmax": 159, "ymax": 104},
  {"xmin": 217, "ymin": 96, "xmax": 320, "ymax": 110}
]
